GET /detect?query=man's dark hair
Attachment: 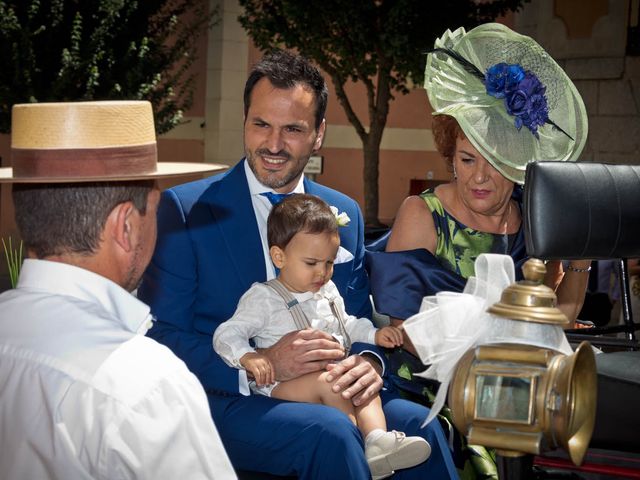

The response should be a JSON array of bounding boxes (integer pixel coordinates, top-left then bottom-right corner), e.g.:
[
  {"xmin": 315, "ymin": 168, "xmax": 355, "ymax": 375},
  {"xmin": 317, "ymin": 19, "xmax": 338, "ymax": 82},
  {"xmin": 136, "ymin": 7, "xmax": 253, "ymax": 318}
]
[
  {"xmin": 12, "ymin": 180, "xmax": 155, "ymax": 258},
  {"xmin": 244, "ymin": 49, "xmax": 328, "ymax": 129},
  {"xmin": 268, "ymin": 194, "xmax": 338, "ymax": 249}
]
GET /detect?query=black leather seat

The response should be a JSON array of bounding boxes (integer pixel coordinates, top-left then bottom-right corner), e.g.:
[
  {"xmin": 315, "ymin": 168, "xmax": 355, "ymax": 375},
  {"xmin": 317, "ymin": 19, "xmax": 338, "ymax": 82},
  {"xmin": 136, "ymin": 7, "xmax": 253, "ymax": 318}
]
[
  {"xmin": 524, "ymin": 161, "xmax": 640, "ymax": 455},
  {"xmin": 524, "ymin": 161, "xmax": 640, "ymax": 345},
  {"xmin": 592, "ymin": 350, "xmax": 640, "ymax": 452}
]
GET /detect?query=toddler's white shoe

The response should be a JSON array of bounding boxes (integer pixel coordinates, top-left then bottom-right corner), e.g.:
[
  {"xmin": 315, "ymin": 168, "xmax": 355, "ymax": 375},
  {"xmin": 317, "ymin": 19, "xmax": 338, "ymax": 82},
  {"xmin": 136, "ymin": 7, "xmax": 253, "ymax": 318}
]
[{"xmin": 365, "ymin": 430, "xmax": 431, "ymax": 480}]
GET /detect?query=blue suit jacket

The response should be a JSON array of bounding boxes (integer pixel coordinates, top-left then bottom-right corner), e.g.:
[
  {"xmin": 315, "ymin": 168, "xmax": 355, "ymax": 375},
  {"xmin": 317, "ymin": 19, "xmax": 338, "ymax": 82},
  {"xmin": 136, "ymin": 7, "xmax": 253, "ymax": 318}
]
[{"xmin": 138, "ymin": 160, "xmax": 373, "ymax": 396}]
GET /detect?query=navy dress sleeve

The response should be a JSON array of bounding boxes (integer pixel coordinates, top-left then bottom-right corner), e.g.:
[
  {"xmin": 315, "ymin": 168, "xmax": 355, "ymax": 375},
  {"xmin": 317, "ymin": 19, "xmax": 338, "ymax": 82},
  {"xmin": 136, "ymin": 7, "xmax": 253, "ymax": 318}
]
[{"xmin": 366, "ymin": 222, "xmax": 528, "ymax": 321}]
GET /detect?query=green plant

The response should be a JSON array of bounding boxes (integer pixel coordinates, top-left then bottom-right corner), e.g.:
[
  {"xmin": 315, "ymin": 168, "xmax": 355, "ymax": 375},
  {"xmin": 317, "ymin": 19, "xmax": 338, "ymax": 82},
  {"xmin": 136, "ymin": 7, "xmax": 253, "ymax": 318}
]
[
  {"xmin": 2, "ymin": 236, "xmax": 23, "ymax": 288},
  {"xmin": 0, "ymin": 0, "xmax": 217, "ymax": 135}
]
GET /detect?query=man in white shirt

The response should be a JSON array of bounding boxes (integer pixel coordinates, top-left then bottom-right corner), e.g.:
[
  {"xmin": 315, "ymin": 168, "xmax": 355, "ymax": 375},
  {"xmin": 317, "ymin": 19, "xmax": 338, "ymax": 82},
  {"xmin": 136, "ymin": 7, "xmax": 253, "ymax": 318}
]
[{"xmin": 0, "ymin": 101, "xmax": 235, "ymax": 479}]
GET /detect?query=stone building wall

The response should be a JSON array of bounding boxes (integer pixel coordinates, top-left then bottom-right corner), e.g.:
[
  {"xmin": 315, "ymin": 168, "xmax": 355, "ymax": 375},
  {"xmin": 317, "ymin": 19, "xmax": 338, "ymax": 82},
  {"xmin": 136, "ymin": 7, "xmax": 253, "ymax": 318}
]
[{"xmin": 516, "ymin": 0, "xmax": 640, "ymax": 165}]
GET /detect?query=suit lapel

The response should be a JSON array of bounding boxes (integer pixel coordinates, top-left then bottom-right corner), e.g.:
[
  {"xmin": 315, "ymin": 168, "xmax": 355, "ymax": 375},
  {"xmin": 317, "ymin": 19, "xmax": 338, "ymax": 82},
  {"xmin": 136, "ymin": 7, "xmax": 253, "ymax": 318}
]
[
  {"xmin": 208, "ymin": 161, "xmax": 267, "ymax": 288},
  {"xmin": 304, "ymin": 177, "xmax": 318, "ymax": 196},
  {"xmin": 304, "ymin": 179, "xmax": 353, "ymax": 288}
]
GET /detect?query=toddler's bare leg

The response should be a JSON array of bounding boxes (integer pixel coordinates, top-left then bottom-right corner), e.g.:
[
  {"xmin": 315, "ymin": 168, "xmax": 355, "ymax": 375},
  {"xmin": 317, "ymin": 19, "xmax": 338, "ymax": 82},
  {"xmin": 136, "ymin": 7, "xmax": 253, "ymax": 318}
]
[
  {"xmin": 354, "ymin": 394, "xmax": 387, "ymax": 437},
  {"xmin": 272, "ymin": 371, "xmax": 357, "ymax": 424},
  {"xmin": 272, "ymin": 371, "xmax": 387, "ymax": 437}
]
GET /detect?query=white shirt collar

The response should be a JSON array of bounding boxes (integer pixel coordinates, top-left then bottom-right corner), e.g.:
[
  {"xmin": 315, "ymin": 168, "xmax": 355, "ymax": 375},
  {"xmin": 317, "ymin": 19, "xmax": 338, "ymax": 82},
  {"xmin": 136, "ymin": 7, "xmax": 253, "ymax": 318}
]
[
  {"xmin": 244, "ymin": 158, "xmax": 305, "ymax": 196},
  {"xmin": 290, "ymin": 283, "xmax": 336, "ymax": 303},
  {"xmin": 243, "ymin": 158, "xmax": 354, "ymax": 265},
  {"xmin": 17, "ymin": 259, "xmax": 153, "ymax": 334}
]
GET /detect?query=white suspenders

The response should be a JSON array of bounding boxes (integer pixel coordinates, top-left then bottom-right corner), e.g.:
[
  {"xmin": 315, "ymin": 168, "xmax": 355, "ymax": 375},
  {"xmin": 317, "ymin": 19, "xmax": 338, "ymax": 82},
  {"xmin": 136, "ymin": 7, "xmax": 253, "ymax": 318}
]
[{"xmin": 264, "ymin": 279, "xmax": 352, "ymax": 354}]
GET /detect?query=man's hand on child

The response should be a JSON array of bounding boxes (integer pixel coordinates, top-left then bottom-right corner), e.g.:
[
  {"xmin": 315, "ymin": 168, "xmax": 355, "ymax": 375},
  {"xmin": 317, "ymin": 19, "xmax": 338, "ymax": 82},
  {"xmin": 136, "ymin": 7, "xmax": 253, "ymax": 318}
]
[
  {"xmin": 375, "ymin": 326, "xmax": 404, "ymax": 348},
  {"xmin": 240, "ymin": 352, "xmax": 275, "ymax": 386},
  {"xmin": 325, "ymin": 354, "xmax": 383, "ymax": 407},
  {"xmin": 257, "ymin": 329, "xmax": 345, "ymax": 382}
]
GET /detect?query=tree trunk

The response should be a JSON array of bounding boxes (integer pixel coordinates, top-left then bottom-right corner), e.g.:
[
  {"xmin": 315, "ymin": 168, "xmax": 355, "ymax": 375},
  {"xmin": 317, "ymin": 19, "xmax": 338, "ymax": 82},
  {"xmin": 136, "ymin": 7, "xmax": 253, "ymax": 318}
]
[
  {"xmin": 361, "ymin": 63, "xmax": 391, "ymax": 228},
  {"xmin": 362, "ymin": 129, "xmax": 384, "ymax": 227},
  {"xmin": 327, "ymin": 70, "xmax": 390, "ymax": 228}
]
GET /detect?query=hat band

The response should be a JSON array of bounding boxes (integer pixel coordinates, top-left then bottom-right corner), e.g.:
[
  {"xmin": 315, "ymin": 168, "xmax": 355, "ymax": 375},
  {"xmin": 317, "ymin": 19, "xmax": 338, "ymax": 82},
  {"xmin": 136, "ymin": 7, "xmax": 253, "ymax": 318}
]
[{"xmin": 11, "ymin": 144, "xmax": 157, "ymax": 179}]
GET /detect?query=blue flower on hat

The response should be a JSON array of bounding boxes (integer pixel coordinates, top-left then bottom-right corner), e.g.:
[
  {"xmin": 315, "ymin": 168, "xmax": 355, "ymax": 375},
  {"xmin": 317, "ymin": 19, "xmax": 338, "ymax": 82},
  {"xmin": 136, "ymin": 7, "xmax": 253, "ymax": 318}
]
[
  {"xmin": 486, "ymin": 63, "xmax": 549, "ymax": 137},
  {"xmin": 485, "ymin": 63, "xmax": 525, "ymax": 98}
]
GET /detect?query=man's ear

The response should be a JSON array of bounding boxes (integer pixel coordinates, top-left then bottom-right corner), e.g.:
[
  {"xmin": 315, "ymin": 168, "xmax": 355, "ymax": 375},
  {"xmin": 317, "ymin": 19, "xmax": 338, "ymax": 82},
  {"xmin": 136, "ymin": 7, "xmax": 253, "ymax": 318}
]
[
  {"xmin": 313, "ymin": 119, "xmax": 326, "ymax": 152},
  {"xmin": 109, "ymin": 201, "xmax": 136, "ymax": 253},
  {"xmin": 270, "ymin": 245, "xmax": 285, "ymax": 268}
]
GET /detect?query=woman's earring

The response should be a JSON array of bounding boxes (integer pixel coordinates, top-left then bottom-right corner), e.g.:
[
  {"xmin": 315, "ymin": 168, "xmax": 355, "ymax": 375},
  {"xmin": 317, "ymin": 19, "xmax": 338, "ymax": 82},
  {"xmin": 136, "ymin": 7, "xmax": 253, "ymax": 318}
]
[{"xmin": 453, "ymin": 165, "xmax": 457, "ymax": 179}]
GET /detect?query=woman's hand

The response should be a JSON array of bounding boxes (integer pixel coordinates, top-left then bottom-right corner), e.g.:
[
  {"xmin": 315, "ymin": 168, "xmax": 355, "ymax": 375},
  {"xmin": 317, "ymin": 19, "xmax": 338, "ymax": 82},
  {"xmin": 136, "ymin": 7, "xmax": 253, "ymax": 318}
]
[{"xmin": 550, "ymin": 260, "xmax": 592, "ymax": 327}]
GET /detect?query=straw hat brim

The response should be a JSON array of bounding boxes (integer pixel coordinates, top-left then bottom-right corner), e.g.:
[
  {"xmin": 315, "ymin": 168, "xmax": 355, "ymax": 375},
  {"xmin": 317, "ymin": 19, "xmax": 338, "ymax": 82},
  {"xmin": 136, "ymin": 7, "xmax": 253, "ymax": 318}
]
[
  {"xmin": 0, "ymin": 161, "xmax": 227, "ymax": 183},
  {"xmin": 3, "ymin": 100, "xmax": 228, "ymax": 184}
]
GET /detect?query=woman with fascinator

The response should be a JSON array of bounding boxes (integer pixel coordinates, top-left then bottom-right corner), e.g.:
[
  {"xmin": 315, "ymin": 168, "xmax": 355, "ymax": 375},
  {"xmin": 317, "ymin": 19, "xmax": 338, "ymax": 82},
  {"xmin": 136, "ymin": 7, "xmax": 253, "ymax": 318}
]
[{"xmin": 366, "ymin": 23, "xmax": 592, "ymax": 477}]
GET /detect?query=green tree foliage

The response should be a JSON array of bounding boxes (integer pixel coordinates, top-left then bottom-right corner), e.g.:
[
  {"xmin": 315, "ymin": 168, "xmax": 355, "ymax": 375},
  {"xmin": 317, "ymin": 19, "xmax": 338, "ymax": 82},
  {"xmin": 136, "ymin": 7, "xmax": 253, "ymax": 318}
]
[
  {"xmin": 239, "ymin": 0, "xmax": 527, "ymax": 225},
  {"xmin": 0, "ymin": 0, "xmax": 215, "ymax": 134}
]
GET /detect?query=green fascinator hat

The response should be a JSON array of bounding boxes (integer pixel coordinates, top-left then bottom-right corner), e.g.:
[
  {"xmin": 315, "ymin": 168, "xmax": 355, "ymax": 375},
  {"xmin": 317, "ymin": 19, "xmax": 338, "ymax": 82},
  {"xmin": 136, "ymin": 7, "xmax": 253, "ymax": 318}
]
[{"xmin": 425, "ymin": 23, "xmax": 588, "ymax": 184}]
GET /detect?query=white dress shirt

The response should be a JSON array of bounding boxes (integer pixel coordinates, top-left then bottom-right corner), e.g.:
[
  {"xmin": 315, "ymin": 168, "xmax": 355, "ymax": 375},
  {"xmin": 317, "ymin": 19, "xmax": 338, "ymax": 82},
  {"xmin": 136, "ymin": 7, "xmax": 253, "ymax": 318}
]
[
  {"xmin": 245, "ymin": 160, "xmax": 306, "ymax": 280},
  {"xmin": 0, "ymin": 259, "xmax": 236, "ymax": 480},
  {"xmin": 244, "ymin": 160, "xmax": 354, "ymax": 279},
  {"xmin": 214, "ymin": 280, "xmax": 377, "ymax": 369}
]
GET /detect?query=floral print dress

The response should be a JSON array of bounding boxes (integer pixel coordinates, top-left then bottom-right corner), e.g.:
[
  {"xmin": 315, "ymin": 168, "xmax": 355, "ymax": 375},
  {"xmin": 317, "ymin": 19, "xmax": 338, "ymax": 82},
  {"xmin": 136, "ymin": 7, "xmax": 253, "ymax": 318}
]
[
  {"xmin": 422, "ymin": 189, "xmax": 517, "ymax": 279},
  {"xmin": 390, "ymin": 189, "xmax": 521, "ymax": 480}
]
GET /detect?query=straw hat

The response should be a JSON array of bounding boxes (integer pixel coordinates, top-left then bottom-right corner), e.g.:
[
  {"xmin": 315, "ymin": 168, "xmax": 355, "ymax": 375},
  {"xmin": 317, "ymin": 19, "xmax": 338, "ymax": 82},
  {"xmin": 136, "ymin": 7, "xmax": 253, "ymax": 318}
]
[
  {"xmin": 425, "ymin": 23, "xmax": 588, "ymax": 184},
  {"xmin": 0, "ymin": 101, "xmax": 226, "ymax": 183}
]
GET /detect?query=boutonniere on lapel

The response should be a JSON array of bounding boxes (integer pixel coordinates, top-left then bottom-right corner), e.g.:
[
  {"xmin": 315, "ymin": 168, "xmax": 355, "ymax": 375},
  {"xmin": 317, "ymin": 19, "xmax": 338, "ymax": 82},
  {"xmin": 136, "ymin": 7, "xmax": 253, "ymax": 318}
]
[{"xmin": 330, "ymin": 206, "xmax": 350, "ymax": 227}]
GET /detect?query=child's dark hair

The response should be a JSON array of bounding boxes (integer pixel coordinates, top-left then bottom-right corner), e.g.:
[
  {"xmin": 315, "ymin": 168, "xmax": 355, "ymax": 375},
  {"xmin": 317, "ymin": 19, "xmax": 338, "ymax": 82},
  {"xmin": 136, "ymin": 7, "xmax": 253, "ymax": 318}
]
[{"xmin": 267, "ymin": 194, "xmax": 338, "ymax": 249}]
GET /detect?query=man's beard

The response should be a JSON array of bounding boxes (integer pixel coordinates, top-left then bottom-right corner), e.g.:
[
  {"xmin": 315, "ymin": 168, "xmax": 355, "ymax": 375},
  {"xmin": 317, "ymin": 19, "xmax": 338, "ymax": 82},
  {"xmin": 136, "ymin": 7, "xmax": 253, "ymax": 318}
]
[
  {"xmin": 124, "ymin": 243, "xmax": 144, "ymax": 293},
  {"xmin": 246, "ymin": 148, "xmax": 308, "ymax": 189}
]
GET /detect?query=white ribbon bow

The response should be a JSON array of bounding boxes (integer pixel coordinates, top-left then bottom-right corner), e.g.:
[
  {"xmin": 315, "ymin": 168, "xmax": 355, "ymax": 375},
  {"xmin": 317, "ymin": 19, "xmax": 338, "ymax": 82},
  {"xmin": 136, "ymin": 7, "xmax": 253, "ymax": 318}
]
[{"xmin": 403, "ymin": 254, "xmax": 572, "ymax": 426}]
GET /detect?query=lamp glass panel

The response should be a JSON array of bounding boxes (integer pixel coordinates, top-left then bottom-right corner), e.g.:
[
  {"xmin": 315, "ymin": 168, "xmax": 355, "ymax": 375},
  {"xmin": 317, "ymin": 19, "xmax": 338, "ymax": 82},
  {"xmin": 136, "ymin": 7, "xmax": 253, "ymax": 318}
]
[{"xmin": 476, "ymin": 374, "xmax": 533, "ymax": 423}]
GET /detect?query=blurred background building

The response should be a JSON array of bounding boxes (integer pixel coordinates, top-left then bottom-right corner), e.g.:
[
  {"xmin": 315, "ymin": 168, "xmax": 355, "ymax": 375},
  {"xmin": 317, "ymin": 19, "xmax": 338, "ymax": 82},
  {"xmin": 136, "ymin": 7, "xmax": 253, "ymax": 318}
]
[{"xmin": 1, "ymin": 0, "xmax": 639, "ymax": 287}]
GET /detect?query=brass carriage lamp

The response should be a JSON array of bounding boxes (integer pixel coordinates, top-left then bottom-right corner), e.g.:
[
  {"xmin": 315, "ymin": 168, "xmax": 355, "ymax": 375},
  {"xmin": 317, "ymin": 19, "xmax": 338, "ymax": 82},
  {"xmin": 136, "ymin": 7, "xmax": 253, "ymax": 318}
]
[{"xmin": 448, "ymin": 259, "xmax": 597, "ymax": 466}]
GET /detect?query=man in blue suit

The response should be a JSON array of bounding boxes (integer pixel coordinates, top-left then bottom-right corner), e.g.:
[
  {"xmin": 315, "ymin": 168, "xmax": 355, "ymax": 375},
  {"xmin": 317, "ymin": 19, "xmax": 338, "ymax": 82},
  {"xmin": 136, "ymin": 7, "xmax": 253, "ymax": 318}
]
[{"xmin": 138, "ymin": 50, "xmax": 457, "ymax": 479}]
